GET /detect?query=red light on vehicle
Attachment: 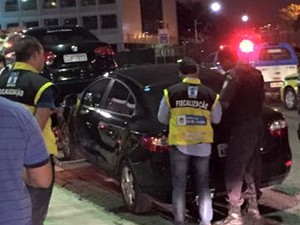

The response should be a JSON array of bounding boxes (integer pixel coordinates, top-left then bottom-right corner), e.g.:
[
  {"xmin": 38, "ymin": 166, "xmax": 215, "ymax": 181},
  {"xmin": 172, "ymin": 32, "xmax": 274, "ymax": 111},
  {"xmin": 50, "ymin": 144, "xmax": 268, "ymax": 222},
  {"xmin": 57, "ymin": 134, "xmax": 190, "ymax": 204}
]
[
  {"xmin": 239, "ymin": 39, "xmax": 254, "ymax": 53},
  {"xmin": 140, "ymin": 136, "xmax": 169, "ymax": 153},
  {"xmin": 44, "ymin": 51, "xmax": 56, "ymax": 65},
  {"xmin": 285, "ymin": 160, "xmax": 292, "ymax": 167},
  {"xmin": 94, "ymin": 46, "xmax": 114, "ymax": 56},
  {"xmin": 269, "ymin": 120, "xmax": 288, "ymax": 137}
]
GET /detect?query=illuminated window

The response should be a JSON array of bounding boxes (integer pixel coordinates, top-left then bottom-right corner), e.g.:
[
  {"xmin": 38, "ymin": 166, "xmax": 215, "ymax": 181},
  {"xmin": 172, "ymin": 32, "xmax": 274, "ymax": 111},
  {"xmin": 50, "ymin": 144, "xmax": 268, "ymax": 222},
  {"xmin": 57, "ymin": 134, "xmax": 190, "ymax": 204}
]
[
  {"xmin": 101, "ymin": 15, "xmax": 117, "ymax": 29},
  {"xmin": 63, "ymin": 18, "xmax": 78, "ymax": 26},
  {"xmin": 81, "ymin": 0, "xmax": 96, "ymax": 6},
  {"xmin": 82, "ymin": 16, "xmax": 98, "ymax": 30},
  {"xmin": 21, "ymin": 0, "xmax": 37, "ymax": 10},
  {"xmin": 43, "ymin": 0, "xmax": 57, "ymax": 8},
  {"xmin": 60, "ymin": 0, "xmax": 76, "ymax": 7},
  {"xmin": 5, "ymin": 0, "xmax": 18, "ymax": 12},
  {"xmin": 99, "ymin": 0, "xmax": 115, "ymax": 4}
]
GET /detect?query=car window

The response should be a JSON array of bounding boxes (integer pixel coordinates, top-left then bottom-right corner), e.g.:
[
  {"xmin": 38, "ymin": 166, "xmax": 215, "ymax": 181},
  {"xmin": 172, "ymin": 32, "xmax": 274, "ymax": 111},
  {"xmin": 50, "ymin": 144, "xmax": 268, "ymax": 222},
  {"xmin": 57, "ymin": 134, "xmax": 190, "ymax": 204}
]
[
  {"xmin": 31, "ymin": 29, "xmax": 99, "ymax": 45},
  {"xmin": 259, "ymin": 47, "xmax": 291, "ymax": 61},
  {"xmin": 202, "ymin": 53, "xmax": 216, "ymax": 65},
  {"xmin": 103, "ymin": 81, "xmax": 136, "ymax": 115},
  {"xmin": 82, "ymin": 78, "xmax": 111, "ymax": 107}
]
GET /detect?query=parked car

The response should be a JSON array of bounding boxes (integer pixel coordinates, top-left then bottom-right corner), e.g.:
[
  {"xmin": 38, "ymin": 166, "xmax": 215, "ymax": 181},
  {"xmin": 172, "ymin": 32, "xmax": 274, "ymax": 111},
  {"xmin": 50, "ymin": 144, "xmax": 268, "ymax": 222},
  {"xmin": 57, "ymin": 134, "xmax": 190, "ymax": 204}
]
[
  {"xmin": 59, "ymin": 63, "xmax": 292, "ymax": 214},
  {"xmin": 2, "ymin": 26, "xmax": 118, "ymax": 102},
  {"xmin": 280, "ymin": 73, "xmax": 299, "ymax": 110},
  {"xmin": 201, "ymin": 42, "xmax": 299, "ymax": 99}
]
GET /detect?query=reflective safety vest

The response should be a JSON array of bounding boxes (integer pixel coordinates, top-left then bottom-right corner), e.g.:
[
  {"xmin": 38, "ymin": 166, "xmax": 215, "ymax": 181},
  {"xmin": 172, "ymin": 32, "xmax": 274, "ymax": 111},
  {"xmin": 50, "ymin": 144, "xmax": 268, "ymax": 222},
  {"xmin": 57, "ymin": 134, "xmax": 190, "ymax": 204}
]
[
  {"xmin": 164, "ymin": 77, "xmax": 219, "ymax": 145},
  {"xmin": 0, "ymin": 62, "xmax": 57, "ymax": 155}
]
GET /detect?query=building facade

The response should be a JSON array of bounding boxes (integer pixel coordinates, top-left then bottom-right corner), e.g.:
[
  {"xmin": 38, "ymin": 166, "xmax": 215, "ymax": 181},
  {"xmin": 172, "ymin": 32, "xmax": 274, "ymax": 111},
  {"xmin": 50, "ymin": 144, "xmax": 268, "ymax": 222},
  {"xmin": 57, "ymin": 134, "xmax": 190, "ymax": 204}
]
[{"xmin": 0, "ymin": 0, "xmax": 178, "ymax": 51}]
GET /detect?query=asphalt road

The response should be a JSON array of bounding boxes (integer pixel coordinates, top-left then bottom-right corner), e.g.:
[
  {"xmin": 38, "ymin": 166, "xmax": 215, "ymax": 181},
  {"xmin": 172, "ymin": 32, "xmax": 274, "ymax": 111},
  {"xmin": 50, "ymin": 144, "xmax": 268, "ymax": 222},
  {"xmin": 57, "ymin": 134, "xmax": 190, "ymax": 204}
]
[{"xmin": 46, "ymin": 101, "xmax": 300, "ymax": 225}]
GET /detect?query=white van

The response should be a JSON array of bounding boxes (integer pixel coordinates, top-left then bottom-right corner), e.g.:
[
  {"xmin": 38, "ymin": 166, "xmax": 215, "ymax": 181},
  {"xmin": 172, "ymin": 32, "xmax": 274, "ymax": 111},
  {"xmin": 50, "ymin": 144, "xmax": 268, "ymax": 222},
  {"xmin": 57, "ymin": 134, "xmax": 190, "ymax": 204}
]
[{"xmin": 201, "ymin": 42, "xmax": 299, "ymax": 97}]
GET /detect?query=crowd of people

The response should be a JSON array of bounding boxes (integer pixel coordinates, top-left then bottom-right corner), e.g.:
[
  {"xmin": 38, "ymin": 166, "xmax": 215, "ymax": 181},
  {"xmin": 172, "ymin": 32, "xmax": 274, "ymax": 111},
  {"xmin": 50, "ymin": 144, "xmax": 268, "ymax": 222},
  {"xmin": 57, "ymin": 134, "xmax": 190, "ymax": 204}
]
[{"xmin": 0, "ymin": 32, "xmax": 265, "ymax": 225}]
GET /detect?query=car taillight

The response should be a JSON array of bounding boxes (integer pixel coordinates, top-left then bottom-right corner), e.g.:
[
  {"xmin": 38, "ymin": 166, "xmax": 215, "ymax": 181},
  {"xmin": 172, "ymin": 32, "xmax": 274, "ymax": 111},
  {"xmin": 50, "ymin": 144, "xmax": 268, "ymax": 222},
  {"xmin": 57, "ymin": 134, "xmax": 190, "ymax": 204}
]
[
  {"xmin": 269, "ymin": 119, "xmax": 287, "ymax": 137},
  {"xmin": 94, "ymin": 46, "xmax": 114, "ymax": 56},
  {"xmin": 44, "ymin": 51, "xmax": 56, "ymax": 65},
  {"xmin": 285, "ymin": 160, "xmax": 292, "ymax": 167},
  {"xmin": 140, "ymin": 136, "xmax": 169, "ymax": 153}
]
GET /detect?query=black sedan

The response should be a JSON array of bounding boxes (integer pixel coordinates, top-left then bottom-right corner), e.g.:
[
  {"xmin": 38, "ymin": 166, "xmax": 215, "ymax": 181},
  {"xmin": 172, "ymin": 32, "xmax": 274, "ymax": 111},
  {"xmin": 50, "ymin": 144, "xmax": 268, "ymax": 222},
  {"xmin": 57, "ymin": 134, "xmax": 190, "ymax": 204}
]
[
  {"xmin": 60, "ymin": 63, "xmax": 292, "ymax": 214},
  {"xmin": 3, "ymin": 26, "xmax": 118, "ymax": 102}
]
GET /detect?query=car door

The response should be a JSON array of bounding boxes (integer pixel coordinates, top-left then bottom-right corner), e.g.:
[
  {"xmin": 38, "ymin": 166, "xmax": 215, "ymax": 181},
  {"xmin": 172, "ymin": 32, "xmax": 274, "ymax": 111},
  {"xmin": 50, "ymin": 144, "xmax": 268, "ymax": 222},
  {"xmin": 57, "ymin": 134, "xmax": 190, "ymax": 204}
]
[
  {"xmin": 75, "ymin": 78, "xmax": 112, "ymax": 153},
  {"xmin": 96, "ymin": 79, "xmax": 137, "ymax": 167}
]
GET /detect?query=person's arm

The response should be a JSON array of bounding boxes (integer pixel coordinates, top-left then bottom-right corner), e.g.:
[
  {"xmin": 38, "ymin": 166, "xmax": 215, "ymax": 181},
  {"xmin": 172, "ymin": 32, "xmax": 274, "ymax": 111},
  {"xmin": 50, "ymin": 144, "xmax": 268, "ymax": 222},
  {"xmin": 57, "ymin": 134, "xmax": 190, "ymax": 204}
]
[
  {"xmin": 25, "ymin": 162, "xmax": 52, "ymax": 188},
  {"xmin": 35, "ymin": 87, "xmax": 56, "ymax": 131},
  {"xmin": 23, "ymin": 112, "xmax": 53, "ymax": 188},
  {"xmin": 157, "ymin": 96, "xmax": 170, "ymax": 125},
  {"xmin": 211, "ymin": 98, "xmax": 222, "ymax": 124},
  {"xmin": 219, "ymin": 70, "xmax": 239, "ymax": 109}
]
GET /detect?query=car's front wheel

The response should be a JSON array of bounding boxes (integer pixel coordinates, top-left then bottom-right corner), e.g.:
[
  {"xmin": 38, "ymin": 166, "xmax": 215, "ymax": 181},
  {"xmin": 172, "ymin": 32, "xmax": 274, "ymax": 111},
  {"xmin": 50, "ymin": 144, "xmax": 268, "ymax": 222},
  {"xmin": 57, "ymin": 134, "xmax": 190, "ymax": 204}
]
[
  {"xmin": 120, "ymin": 161, "xmax": 152, "ymax": 214},
  {"xmin": 59, "ymin": 122, "xmax": 78, "ymax": 160},
  {"xmin": 284, "ymin": 87, "xmax": 296, "ymax": 110}
]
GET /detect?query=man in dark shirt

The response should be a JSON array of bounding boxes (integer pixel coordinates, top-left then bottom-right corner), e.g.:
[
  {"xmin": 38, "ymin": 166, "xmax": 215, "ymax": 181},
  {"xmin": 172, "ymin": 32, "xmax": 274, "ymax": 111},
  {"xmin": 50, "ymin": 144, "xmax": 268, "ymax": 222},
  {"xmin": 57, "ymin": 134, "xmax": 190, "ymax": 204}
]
[{"xmin": 215, "ymin": 47, "xmax": 265, "ymax": 225}]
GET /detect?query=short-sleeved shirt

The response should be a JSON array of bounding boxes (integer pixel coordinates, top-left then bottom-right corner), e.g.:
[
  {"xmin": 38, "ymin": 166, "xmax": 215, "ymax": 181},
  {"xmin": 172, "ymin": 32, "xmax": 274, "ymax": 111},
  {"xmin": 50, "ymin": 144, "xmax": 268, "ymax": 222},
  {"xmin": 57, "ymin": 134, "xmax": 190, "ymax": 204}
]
[{"xmin": 0, "ymin": 97, "xmax": 49, "ymax": 225}]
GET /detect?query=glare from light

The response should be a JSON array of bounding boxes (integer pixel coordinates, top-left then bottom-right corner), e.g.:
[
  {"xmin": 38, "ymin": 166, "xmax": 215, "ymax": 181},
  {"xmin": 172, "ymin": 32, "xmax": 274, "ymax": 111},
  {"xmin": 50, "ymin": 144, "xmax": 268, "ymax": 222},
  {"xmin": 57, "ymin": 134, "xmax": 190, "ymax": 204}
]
[
  {"xmin": 241, "ymin": 14, "xmax": 249, "ymax": 22},
  {"xmin": 210, "ymin": 2, "xmax": 221, "ymax": 12}
]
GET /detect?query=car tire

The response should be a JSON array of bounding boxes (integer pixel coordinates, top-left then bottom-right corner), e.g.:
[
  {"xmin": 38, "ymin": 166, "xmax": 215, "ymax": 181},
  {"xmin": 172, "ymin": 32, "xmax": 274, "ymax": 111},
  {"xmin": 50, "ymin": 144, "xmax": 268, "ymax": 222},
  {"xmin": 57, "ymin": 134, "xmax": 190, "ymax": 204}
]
[
  {"xmin": 120, "ymin": 161, "xmax": 152, "ymax": 214},
  {"xmin": 60, "ymin": 121, "xmax": 78, "ymax": 160},
  {"xmin": 284, "ymin": 87, "xmax": 296, "ymax": 110}
]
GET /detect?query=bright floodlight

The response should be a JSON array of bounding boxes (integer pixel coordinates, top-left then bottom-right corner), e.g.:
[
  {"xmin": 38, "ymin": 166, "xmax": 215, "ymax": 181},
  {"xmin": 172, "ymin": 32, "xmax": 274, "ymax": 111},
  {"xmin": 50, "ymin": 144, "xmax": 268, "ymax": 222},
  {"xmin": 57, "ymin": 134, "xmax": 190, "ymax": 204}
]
[
  {"xmin": 241, "ymin": 14, "xmax": 249, "ymax": 22},
  {"xmin": 210, "ymin": 2, "xmax": 221, "ymax": 12}
]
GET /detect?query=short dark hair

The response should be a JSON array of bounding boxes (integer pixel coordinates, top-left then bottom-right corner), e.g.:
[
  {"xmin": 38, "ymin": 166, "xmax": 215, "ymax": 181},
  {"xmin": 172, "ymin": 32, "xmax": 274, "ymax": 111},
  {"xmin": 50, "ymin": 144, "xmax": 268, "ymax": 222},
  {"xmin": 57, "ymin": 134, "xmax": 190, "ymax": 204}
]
[
  {"xmin": 218, "ymin": 47, "xmax": 238, "ymax": 62},
  {"xmin": 177, "ymin": 57, "xmax": 198, "ymax": 75},
  {"xmin": 14, "ymin": 35, "xmax": 43, "ymax": 62}
]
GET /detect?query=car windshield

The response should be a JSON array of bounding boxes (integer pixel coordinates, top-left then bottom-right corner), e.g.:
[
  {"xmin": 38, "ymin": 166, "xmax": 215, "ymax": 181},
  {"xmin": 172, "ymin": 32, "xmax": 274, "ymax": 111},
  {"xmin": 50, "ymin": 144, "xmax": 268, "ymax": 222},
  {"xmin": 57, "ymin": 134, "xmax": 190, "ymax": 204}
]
[
  {"xmin": 259, "ymin": 47, "xmax": 292, "ymax": 61},
  {"xmin": 33, "ymin": 30, "xmax": 99, "ymax": 45}
]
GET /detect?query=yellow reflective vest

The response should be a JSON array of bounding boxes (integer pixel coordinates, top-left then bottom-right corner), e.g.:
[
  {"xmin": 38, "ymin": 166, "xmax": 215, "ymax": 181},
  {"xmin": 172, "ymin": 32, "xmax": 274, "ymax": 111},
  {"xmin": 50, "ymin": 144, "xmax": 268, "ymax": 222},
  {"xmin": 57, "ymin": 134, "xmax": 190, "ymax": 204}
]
[
  {"xmin": 164, "ymin": 77, "xmax": 219, "ymax": 145},
  {"xmin": 0, "ymin": 62, "xmax": 57, "ymax": 155}
]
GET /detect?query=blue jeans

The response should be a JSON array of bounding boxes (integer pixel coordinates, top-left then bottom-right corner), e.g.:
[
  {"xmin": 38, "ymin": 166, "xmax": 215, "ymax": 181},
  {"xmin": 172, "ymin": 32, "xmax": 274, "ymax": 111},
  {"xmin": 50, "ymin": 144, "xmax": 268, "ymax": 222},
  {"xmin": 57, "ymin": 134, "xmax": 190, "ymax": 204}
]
[{"xmin": 169, "ymin": 147, "xmax": 212, "ymax": 225}]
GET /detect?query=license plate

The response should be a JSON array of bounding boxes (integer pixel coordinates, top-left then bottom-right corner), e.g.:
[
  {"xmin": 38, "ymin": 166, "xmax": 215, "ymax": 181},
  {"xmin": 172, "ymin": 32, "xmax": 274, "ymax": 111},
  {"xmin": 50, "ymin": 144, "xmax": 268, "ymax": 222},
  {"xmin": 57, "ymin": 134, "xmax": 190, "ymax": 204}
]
[
  {"xmin": 217, "ymin": 143, "xmax": 228, "ymax": 158},
  {"xmin": 270, "ymin": 82, "xmax": 282, "ymax": 88},
  {"xmin": 63, "ymin": 53, "xmax": 88, "ymax": 63}
]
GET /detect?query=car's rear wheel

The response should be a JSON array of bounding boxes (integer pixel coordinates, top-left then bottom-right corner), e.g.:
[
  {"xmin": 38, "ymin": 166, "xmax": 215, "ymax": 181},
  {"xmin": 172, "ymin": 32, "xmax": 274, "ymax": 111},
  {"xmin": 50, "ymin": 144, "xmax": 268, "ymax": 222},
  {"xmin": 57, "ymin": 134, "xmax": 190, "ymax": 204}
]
[
  {"xmin": 120, "ymin": 161, "xmax": 152, "ymax": 214},
  {"xmin": 284, "ymin": 87, "xmax": 296, "ymax": 110}
]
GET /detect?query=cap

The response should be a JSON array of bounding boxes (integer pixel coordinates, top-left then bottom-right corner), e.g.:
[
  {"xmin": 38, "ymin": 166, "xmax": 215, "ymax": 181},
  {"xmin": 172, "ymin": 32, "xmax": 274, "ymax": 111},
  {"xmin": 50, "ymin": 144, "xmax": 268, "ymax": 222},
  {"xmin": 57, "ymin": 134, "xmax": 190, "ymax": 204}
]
[{"xmin": 177, "ymin": 57, "xmax": 198, "ymax": 75}]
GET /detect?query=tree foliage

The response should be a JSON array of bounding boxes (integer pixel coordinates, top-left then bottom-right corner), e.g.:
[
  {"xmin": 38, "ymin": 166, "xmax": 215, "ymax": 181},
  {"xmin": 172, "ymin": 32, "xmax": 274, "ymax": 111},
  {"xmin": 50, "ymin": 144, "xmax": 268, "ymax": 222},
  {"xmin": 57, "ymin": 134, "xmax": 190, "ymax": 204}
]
[
  {"xmin": 280, "ymin": 4, "xmax": 300, "ymax": 31},
  {"xmin": 280, "ymin": 4, "xmax": 300, "ymax": 21}
]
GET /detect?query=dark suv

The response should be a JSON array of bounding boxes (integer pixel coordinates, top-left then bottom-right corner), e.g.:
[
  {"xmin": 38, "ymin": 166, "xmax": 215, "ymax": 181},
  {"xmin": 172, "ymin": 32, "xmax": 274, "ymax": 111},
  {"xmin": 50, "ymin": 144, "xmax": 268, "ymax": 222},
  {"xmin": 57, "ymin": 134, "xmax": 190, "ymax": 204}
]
[{"xmin": 3, "ymin": 26, "xmax": 118, "ymax": 102}]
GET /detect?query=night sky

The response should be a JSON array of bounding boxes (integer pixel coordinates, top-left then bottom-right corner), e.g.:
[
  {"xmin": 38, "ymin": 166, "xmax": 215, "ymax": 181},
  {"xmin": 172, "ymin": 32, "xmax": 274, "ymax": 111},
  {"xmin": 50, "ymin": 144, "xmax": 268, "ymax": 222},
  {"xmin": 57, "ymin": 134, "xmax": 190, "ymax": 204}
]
[{"xmin": 179, "ymin": 0, "xmax": 297, "ymax": 25}]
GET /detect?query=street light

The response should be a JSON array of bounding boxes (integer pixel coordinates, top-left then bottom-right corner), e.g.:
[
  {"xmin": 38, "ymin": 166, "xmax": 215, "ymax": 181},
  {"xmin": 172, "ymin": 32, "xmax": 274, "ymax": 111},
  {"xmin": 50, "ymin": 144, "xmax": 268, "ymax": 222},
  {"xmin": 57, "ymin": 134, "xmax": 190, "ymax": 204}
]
[
  {"xmin": 241, "ymin": 14, "xmax": 249, "ymax": 23},
  {"xmin": 194, "ymin": 2, "xmax": 222, "ymax": 42}
]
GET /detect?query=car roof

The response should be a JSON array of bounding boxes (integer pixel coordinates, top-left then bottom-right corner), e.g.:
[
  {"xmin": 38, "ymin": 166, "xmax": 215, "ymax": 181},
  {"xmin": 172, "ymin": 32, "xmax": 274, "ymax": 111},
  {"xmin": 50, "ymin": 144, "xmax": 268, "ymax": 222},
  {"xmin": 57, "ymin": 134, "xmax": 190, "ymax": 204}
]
[
  {"xmin": 111, "ymin": 63, "xmax": 224, "ymax": 93},
  {"xmin": 23, "ymin": 26, "xmax": 85, "ymax": 34}
]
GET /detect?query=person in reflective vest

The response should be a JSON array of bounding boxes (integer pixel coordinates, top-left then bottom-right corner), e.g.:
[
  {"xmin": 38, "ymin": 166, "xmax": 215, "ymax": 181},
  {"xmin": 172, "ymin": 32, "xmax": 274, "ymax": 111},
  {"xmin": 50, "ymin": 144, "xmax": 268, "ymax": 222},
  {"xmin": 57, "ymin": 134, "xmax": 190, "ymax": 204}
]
[
  {"xmin": 0, "ymin": 35, "xmax": 57, "ymax": 225},
  {"xmin": 158, "ymin": 57, "xmax": 222, "ymax": 225}
]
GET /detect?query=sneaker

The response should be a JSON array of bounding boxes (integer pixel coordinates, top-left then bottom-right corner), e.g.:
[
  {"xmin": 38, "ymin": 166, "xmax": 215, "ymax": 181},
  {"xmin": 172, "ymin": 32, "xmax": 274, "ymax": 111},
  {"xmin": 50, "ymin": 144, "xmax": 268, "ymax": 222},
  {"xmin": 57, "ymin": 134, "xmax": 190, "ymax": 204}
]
[
  {"xmin": 246, "ymin": 198, "xmax": 261, "ymax": 220},
  {"xmin": 214, "ymin": 213, "xmax": 244, "ymax": 225}
]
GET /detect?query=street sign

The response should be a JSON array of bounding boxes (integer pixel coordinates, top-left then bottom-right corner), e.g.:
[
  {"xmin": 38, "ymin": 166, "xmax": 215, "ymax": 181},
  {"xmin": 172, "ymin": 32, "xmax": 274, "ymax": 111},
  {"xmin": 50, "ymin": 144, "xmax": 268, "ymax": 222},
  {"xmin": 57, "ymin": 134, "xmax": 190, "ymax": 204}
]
[{"xmin": 158, "ymin": 29, "xmax": 169, "ymax": 45}]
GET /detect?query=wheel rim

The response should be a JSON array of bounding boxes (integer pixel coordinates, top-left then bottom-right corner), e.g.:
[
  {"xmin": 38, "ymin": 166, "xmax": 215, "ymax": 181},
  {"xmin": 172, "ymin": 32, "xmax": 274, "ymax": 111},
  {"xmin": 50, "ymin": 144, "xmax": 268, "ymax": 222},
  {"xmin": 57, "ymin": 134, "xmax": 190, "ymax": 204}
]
[
  {"xmin": 285, "ymin": 90, "xmax": 296, "ymax": 109},
  {"xmin": 61, "ymin": 124, "xmax": 71, "ymax": 158},
  {"xmin": 121, "ymin": 166, "xmax": 135, "ymax": 206}
]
